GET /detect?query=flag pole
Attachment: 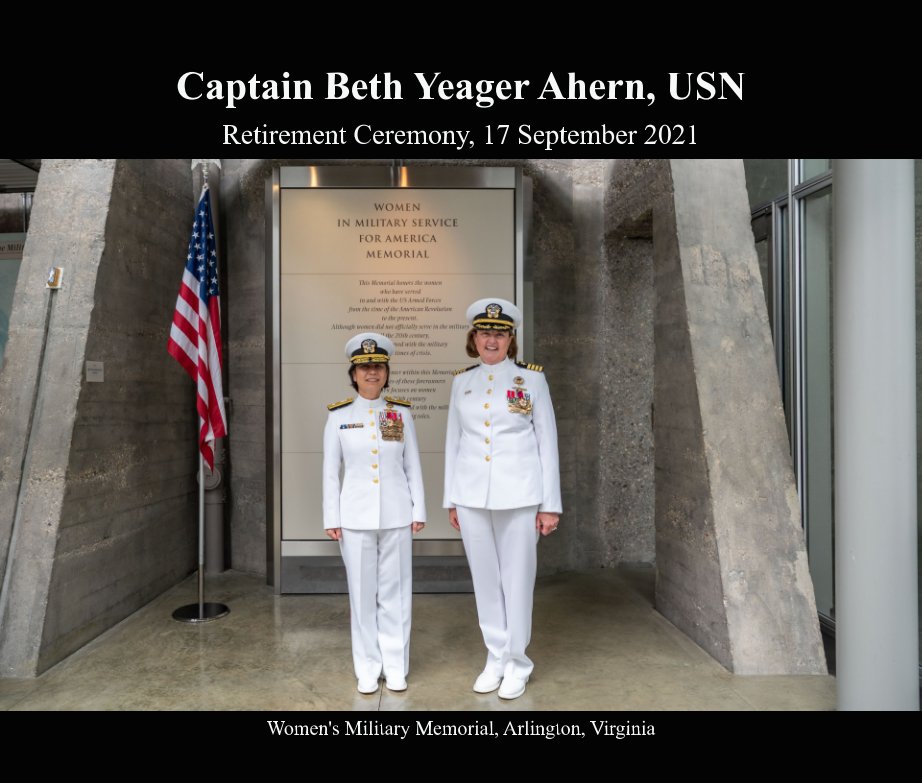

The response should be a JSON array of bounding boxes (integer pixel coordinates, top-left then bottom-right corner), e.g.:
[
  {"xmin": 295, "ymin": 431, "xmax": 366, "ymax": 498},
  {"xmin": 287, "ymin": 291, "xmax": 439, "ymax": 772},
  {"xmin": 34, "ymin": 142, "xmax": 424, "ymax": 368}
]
[
  {"xmin": 173, "ymin": 160, "xmax": 229, "ymax": 624},
  {"xmin": 198, "ymin": 450, "xmax": 205, "ymax": 617},
  {"xmin": 173, "ymin": 450, "xmax": 227, "ymax": 622}
]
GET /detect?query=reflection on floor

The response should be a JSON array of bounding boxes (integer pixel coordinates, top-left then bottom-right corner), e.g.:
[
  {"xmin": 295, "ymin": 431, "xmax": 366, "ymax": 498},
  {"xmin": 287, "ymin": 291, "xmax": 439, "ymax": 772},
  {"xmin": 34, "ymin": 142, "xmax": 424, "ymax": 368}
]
[{"xmin": 0, "ymin": 567, "xmax": 836, "ymax": 711}]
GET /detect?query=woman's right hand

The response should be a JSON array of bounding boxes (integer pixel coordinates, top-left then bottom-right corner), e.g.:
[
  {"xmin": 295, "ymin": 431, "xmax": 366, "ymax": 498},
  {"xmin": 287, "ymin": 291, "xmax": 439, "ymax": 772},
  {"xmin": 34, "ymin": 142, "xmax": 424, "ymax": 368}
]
[
  {"xmin": 325, "ymin": 528, "xmax": 342, "ymax": 541},
  {"xmin": 448, "ymin": 508, "xmax": 460, "ymax": 531}
]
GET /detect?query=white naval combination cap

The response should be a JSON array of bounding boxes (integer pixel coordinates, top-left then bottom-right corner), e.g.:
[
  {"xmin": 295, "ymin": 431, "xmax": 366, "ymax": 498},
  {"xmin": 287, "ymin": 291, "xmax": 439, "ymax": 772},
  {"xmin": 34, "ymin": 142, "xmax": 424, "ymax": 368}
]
[
  {"xmin": 466, "ymin": 298, "xmax": 522, "ymax": 331},
  {"xmin": 345, "ymin": 332, "xmax": 395, "ymax": 364}
]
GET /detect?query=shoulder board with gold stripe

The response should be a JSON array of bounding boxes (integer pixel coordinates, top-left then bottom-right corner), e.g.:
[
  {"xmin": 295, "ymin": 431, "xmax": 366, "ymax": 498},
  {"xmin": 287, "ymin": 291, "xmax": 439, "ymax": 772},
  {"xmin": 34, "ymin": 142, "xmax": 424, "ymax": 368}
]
[
  {"xmin": 327, "ymin": 397, "xmax": 354, "ymax": 411},
  {"xmin": 515, "ymin": 361, "xmax": 544, "ymax": 373},
  {"xmin": 384, "ymin": 396, "xmax": 412, "ymax": 408},
  {"xmin": 453, "ymin": 364, "xmax": 479, "ymax": 375}
]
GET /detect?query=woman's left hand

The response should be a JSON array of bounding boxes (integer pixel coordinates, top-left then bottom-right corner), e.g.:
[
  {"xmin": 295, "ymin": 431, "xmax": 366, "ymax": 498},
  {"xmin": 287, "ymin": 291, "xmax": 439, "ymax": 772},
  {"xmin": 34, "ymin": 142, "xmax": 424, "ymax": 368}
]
[
  {"xmin": 411, "ymin": 521, "xmax": 426, "ymax": 534},
  {"xmin": 536, "ymin": 512, "xmax": 560, "ymax": 537}
]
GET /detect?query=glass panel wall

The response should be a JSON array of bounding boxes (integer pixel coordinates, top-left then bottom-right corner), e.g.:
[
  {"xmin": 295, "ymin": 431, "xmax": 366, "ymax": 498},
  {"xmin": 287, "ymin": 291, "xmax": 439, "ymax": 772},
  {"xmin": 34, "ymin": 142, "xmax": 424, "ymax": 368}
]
[
  {"xmin": 801, "ymin": 186, "xmax": 835, "ymax": 621},
  {"xmin": 801, "ymin": 159, "xmax": 831, "ymax": 183},
  {"xmin": 743, "ymin": 159, "xmax": 787, "ymax": 210},
  {"xmin": 778, "ymin": 204, "xmax": 793, "ymax": 444}
]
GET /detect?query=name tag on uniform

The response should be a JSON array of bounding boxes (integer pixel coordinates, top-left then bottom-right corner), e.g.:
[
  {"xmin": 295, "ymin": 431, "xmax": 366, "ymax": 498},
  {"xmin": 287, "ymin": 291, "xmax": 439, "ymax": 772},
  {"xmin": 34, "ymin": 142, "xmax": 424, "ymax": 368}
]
[{"xmin": 340, "ymin": 423, "xmax": 364, "ymax": 429}]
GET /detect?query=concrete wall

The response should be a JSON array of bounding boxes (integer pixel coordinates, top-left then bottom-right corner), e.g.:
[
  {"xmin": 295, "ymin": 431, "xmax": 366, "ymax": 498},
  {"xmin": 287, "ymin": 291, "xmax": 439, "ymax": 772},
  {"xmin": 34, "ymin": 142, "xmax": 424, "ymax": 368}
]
[
  {"xmin": 602, "ymin": 161, "xmax": 663, "ymax": 564},
  {"xmin": 221, "ymin": 159, "xmax": 659, "ymax": 578},
  {"xmin": 0, "ymin": 159, "xmax": 197, "ymax": 675},
  {"xmin": 653, "ymin": 160, "xmax": 825, "ymax": 674},
  {"xmin": 650, "ymin": 163, "xmax": 732, "ymax": 665},
  {"xmin": 528, "ymin": 160, "xmax": 601, "ymax": 573},
  {"xmin": 220, "ymin": 159, "xmax": 278, "ymax": 576}
]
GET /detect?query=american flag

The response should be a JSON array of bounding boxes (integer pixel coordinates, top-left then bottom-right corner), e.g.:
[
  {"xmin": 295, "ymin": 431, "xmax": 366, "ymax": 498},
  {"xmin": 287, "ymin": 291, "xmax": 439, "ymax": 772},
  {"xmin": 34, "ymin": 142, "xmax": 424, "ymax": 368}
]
[{"xmin": 167, "ymin": 185, "xmax": 227, "ymax": 470}]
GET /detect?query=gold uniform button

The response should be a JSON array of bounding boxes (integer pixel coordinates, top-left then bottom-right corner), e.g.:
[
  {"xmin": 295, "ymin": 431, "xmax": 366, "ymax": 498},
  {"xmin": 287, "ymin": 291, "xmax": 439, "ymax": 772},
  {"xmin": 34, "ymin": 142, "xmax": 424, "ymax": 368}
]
[
  {"xmin": 484, "ymin": 403, "xmax": 490, "ymax": 409},
  {"xmin": 372, "ymin": 479, "xmax": 379, "ymax": 484},
  {"xmin": 371, "ymin": 435, "xmax": 377, "ymax": 440},
  {"xmin": 485, "ymin": 456, "xmax": 491, "ymax": 462},
  {"xmin": 488, "ymin": 374, "xmax": 494, "ymax": 381},
  {"xmin": 486, "ymin": 389, "xmax": 492, "ymax": 395},
  {"xmin": 485, "ymin": 437, "xmax": 490, "ymax": 444},
  {"xmin": 484, "ymin": 421, "xmax": 490, "ymax": 427},
  {"xmin": 371, "ymin": 449, "xmax": 378, "ymax": 455},
  {"xmin": 368, "ymin": 409, "xmax": 374, "ymax": 414},
  {"xmin": 371, "ymin": 464, "xmax": 378, "ymax": 469}
]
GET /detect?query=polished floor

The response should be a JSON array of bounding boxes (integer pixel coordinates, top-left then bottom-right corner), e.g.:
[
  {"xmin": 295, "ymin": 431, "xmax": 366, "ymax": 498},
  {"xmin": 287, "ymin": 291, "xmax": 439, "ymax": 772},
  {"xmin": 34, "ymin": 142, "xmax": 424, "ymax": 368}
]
[{"xmin": 0, "ymin": 566, "xmax": 836, "ymax": 711}]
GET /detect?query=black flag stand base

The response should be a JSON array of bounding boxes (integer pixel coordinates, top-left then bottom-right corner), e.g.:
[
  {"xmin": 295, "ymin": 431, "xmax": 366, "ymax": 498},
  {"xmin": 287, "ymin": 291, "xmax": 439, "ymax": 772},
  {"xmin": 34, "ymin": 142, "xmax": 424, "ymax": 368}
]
[
  {"xmin": 173, "ymin": 569, "xmax": 230, "ymax": 623},
  {"xmin": 173, "ymin": 453, "xmax": 230, "ymax": 624},
  {"xmin": 173, "ymin": 603, "xmax": 229, "ymax": 623}
]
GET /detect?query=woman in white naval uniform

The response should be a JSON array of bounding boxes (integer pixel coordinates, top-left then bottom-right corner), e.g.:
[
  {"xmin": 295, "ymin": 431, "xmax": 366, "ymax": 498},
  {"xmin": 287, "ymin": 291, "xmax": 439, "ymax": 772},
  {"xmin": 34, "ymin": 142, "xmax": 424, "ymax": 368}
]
[
  {"xmin": 323, "ymin": 332, "xmax": 426, "ymax": 695},
  {"xmin": 444, "ymin": 299, "xmax": 561, "ymax": 700}
]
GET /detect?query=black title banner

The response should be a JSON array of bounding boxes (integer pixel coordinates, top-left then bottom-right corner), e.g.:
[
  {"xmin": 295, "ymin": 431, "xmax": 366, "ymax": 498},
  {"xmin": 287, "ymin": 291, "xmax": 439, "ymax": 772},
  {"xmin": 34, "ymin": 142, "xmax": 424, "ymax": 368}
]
[{"xmin": 7, "ymin": 66, "xmax": 906, "ymax": 157}]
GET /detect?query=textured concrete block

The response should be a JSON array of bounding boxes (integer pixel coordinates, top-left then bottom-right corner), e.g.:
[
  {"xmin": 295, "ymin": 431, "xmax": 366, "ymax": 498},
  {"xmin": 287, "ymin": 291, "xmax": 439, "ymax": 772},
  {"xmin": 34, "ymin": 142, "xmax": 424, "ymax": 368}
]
[
  {"xmin": 0, "ymin": 159, "xmax": 198, "ymax": 676},
  {"xmin": 651, "ymin": 160, "xmax": 826, "ymax": 674}
]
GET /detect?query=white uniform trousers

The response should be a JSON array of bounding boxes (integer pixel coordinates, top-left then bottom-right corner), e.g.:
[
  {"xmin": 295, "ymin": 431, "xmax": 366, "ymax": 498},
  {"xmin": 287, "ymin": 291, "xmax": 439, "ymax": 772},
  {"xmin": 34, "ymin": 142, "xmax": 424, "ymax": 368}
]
[
  {"xmin": 457, "ymin": 505, "xmax": 540, "ymax": 682},
  {"xmin": 339, "ymin": 526, "xmax": 412, "ymax": 682}
]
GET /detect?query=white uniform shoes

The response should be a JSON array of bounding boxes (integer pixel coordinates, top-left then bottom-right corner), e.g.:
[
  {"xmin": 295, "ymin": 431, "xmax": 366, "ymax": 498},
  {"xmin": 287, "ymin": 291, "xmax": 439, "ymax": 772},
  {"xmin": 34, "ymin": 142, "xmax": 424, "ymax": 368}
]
[
  {"xmin": 359, "ymin": 671, "xmax": 527, "ymax": 696},
  {"xmin": 498, "ymin": 675, "xmax": 529, "ymax": 700},
  {"xmin": 358, "ymin": 675, "xmax": 408, "ymax": 692},
  {"xmin": 357, "ymin": 677, "xmax": 379, "ymax": 694},
  {"xmin": 473, "ymin": 670, "xmax": 503, "ymax": 694},
  {"xmin": 385, "ymin": 675, "xmax": 407, "ymax": 692}
]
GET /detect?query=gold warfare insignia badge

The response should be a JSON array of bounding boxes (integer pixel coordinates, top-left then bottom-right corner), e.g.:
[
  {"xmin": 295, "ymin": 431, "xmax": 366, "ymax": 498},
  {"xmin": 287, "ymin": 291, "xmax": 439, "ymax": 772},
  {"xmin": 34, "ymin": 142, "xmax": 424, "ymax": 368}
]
[
  {"xmin": 513, "ymin": 376, "xmax": 525, "ymax": 386},
  {"xmin": 362, "ymin": 338, "xmax": 377, "ymax": 354},
  {"xmin": 486, "ymin": 303, "xmax": 502, "ymax": 319}
]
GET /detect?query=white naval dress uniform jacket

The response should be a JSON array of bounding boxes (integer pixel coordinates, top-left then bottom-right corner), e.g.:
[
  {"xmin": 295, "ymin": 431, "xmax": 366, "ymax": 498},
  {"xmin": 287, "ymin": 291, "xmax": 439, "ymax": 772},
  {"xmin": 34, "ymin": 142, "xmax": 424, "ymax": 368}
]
[
  {"xmin": 443, "ymin": 358, "xmax": 561, "ymax": 513},
  {"xmin": 323, "ymin": 395, "xmax": 426, "ymax": 531}
]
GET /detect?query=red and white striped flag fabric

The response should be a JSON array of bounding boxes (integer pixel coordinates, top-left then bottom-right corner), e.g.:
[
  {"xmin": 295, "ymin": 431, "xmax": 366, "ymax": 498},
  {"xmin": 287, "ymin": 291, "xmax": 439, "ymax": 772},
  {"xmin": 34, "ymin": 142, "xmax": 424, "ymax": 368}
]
[{"xmin": 167, "ymin": 185, "xmax": 227, "ymax": 470}]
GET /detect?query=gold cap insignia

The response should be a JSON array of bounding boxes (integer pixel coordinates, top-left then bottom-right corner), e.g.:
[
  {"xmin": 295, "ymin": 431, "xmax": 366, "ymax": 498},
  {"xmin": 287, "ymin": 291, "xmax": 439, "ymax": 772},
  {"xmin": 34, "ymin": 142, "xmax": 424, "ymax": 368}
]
[
  {"xmin": 486, "ymin": 303, "xmax": 502, "ymax": 319},
  {"xmin": 361, "ymin": 338, "xmax": 377, "ymax": 354},
  {"xmin": 514, "ymin": 376, "xmax": 525, "ymax": 385}
]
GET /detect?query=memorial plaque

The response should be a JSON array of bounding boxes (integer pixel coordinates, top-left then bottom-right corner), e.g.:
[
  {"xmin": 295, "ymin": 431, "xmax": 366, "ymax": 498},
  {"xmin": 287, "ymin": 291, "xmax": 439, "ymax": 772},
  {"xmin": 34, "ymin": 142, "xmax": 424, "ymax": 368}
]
[{"xmin": 272, "ymin": 167, "xmax": 521, "ymax": 572}]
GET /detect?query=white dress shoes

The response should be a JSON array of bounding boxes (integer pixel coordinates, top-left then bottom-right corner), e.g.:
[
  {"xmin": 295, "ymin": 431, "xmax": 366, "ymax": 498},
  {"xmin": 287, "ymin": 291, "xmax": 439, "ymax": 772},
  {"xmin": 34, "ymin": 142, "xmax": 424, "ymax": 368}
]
[
  {"xmin": 357, "ymin": 677, "xmax": 379, "ymax": 694},
  {"xmin": 473, "ymin": 671, "xmax": 503, "ymax": 694},
  {"xmin": 498, "ymin": 675, "xmax": 528, "ymax": 700},
  {"xmin": 385, "ymin": 675, "xmax": 407, "ymax": 692}
]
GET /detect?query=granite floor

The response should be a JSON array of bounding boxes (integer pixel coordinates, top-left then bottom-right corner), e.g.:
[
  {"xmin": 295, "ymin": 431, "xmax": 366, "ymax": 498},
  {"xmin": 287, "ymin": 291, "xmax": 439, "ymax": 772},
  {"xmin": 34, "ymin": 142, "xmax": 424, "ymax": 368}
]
[{"xmin": 0, "ymin": 566, "xmax": 836, "ymax": 711}]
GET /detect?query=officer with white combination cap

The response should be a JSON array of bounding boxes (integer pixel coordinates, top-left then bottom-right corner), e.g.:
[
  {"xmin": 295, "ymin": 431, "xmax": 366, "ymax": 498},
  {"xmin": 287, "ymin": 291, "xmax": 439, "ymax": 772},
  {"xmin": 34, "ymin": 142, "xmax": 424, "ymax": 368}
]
[
  {"xmin": 323, "ymin": 332, "xmax": 426, "ymax": 694},
  {"xmin": 444, "ymin": 298, "xmax": 562, "ymax": 699}
]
